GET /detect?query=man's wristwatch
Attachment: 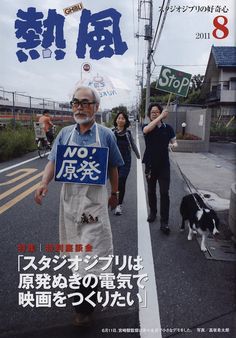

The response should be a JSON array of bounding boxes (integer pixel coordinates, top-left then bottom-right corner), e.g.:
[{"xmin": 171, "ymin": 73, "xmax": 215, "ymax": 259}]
[{"xmin": 111, "ymin": 191, "xmax": 119, "ymax": 197}]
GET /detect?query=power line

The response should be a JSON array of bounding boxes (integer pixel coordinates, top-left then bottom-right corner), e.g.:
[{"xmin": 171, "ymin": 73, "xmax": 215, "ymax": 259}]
[
  {"xmin": 150, "ymin": 0, "xmax": 171, "ymax": 77},
  {"xmin": 151, "ymin": 64, "xmax": 207, "ymax": 77},
  {"xmin": 152, "ymin": 0, "xmax": 171, "ymax": 57},
  {"xmin": 151, "ymin": 0, "xmax": 166, "ymax": 52},
  {"xmin": 153, "ymin": 64, "xmax": 207, "ymax": 67}
]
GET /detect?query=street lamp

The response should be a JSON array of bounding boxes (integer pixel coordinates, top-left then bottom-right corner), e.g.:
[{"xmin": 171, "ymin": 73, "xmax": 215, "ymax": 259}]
[{"xmin": 182, "ymin": 122, "xmax": 187, "ymax": 136}]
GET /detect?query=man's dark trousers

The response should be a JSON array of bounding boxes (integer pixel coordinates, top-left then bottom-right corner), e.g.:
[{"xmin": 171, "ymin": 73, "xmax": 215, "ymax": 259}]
[{"xmin": 146, "ymin": 168, "xmax": 170, "ymax": 223}]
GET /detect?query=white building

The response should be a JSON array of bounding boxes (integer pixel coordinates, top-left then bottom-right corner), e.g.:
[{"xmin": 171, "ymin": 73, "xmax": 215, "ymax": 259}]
[{"xmin": 201, "ymin": 46, "xmax": 236, "ymax": 118}]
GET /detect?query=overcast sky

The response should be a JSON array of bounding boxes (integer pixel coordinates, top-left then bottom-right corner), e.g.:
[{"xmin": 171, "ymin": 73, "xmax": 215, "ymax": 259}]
[{"xmin": 0, "ymin": 0, "xmax": 235, "ymax": 109}]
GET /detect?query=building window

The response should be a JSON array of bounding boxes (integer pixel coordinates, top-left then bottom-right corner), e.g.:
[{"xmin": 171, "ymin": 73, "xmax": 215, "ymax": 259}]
[
  {"xmin": 230, "ymin": 78, "xmax": 236, "ymax": 90},
  {"xmin": 211, "ymin": 85, "xmax": 218, "ymax": 93},
  {"xmin": 222, "ymin": 81, "xmax": 229, "ymax": 90}
]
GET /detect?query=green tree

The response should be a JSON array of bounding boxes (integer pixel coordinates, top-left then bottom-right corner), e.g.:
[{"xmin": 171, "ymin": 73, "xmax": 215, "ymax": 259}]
[
  {"xmin": 189, "ymin": 74, "xmax": 204, "ymax": 92},
  {"xmin": 111, "ymin": 105, "xmax": 128, "ymax": 115}
]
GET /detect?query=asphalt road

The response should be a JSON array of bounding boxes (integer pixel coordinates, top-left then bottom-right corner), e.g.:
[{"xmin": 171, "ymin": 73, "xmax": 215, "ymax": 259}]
[
  {"xmin": 0, "ymin": 127, "xmax": 235, "ymax": 338},
  {"xmin": 209, "ymin": 142, "xmax": 236, "ymax": 169}
]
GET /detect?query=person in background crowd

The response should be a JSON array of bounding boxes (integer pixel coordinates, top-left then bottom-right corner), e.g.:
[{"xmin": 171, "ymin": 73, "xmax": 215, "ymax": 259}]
[
  {"xmin": 39, "ymin": 109, "xmax": 54, "ymax": 144},
  {"xmin": 112, "ymin": 112, "xmax": 140, "ymax": 215},
  {"xmin": 142, "ymin": 103, "xmax": 177, "ymax": 234}
]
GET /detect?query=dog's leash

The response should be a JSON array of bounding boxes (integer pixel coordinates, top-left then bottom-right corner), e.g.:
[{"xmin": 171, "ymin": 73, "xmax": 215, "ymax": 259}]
[{"xmin": 169, "ymin": 146, "xmax": 211, "ymax": 210}]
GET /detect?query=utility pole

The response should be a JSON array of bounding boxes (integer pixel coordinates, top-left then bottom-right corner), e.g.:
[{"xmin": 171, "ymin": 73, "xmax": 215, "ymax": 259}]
[
  {"xmin": 141, "ymin": 59, "xmax": 144, "ymax": 94},
  {"xmin": 135, "ymin": 60, "xmax": 145, "ymax": 121},
  {"xmin": 12, "ymin": 92, "xmax": 16, "ymax": 128},
  {"xmin": 135, "ymin": 0, "xmax": 153, "ymax": 123},
  {"xmin": 144, "ymin": 0, "xmax": 153, "ymax": 123},
  {"xmin": 140, "ymin": 60, "xmax": 144, "ymax": 122}
]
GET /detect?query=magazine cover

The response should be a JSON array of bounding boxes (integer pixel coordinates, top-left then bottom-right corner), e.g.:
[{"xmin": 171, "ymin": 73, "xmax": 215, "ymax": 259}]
[{"xmin": 0, "ymin": 0, "xmax": 235, "ymax": 337}]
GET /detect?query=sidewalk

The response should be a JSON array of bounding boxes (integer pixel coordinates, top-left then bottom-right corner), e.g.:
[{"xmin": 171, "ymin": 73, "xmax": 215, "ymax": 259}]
[
  {"xmin": 170, "ymin": 148, "xmax": 236, "ymax": 242},
  {"xmin": 170, "ymin": 150, "xmax": 235, "ymax": 209}
]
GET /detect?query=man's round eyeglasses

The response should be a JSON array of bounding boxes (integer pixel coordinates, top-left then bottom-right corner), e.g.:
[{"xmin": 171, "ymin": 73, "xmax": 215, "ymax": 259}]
[{"xmin": 70, "ymin": 98, "xmax": 96, "ymax": 108}]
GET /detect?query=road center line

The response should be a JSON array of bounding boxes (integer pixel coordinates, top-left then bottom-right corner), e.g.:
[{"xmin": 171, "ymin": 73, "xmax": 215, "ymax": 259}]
[
  {"xmin": 0, "ymin": 153, "xmax": 49, "ymax": 174},
  {"xmin": 136, "ymin": 123, "xmax": 162, "ymax": 338},
  {"xmin": 0, "ymin": 168, "xmax": 38, "ymax": 186},
  {"xmin": 0, "ymin": 171, "xmax": 43, "ymax": 201},
  {"xmin": 0, "ymin": 182, "xmax": 41, "ymax": 215}
]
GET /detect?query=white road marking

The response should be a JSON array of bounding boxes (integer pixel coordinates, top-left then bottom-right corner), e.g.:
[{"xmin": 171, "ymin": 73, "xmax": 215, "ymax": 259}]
[
  {"xmin": 136, "ymin": 123, "xmax": 162, "ymax": 338},
  {"xmin": 0, "ymin": 153, "xmax": 50, "ymax": 174}
]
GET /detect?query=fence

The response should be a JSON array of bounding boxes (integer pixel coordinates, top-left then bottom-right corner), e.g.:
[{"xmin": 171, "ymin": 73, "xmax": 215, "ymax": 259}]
[
  {"xmin": 0, "ymin": 90, "xmax": 73, "ymax": 127},
  {"xmin": 165, "ymin": 107, "xmax": 211, "ymax": 152}
]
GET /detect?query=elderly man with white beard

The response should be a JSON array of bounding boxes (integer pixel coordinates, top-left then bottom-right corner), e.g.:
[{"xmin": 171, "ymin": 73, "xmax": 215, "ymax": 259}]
[{"xmin": 34, "ymin": 85, "xmax": 124, "ymax": 326}]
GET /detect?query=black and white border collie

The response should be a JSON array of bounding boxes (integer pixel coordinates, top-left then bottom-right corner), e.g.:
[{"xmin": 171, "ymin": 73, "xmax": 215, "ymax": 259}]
[{"xmin": 180, "ymin": 193, "xmax": 219, "ymax": 252}]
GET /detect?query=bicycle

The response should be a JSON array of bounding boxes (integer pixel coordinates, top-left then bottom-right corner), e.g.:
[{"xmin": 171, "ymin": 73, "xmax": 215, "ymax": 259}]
[{"xmin": 34, "ymin": 122, "xmax": 54, "ymax": 158}]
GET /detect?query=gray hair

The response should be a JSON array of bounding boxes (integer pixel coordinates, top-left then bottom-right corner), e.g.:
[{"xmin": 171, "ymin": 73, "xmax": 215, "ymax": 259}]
[{"xmin": 73, "ymin": 85, "xmax": 101, "ymax": 105}]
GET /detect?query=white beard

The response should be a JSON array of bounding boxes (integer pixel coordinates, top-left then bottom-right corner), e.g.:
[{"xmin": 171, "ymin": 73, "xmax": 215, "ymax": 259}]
[{"xmin": 73, "ymin": 113, "xmax": 93, "ymax": 125}]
